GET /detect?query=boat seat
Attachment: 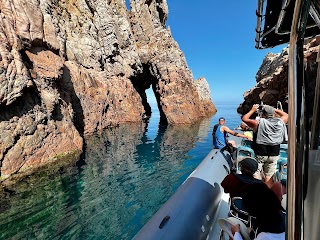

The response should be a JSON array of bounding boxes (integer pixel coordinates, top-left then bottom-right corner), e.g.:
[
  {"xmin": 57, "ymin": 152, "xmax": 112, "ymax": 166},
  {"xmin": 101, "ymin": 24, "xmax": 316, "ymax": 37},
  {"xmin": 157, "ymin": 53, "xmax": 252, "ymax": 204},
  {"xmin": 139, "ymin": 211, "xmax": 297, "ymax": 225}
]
[
  {"xmin": 226, "ymin": 197, "xmax": 258, "ymax": 237},
  {"xmin": 233, "ymin": 146, "xmax": 255, "ymax": 172},
  {"xmin": 236, "ymin": 146, "xmax": 255, "ymax": 162},
  {"xmin": 275, "ymin": 159, "xmax": 287, "ymax": 182},
  {"xmin": 242, "ymin": 139, "xmax": 253, "ymax": 148}
]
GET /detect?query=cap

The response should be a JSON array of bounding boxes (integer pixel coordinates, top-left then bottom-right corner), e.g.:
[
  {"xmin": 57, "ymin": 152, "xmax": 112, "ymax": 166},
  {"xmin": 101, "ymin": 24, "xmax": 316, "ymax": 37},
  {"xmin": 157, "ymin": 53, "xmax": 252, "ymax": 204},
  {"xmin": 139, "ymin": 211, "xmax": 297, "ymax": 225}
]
[
  {"xmin": 239, "ymin": 157, "xmax": 258, "ymax": 175},
  {"xmin": 219, "ymin": 117, "xmax": 225, "ymax": 121},
  {"xmin": 241, "ymin": 121, "xmax": 248, "ymax": 127},
  {"xmin": 262, "ymin": 105, "xmax": 275, "ymax": 118}
]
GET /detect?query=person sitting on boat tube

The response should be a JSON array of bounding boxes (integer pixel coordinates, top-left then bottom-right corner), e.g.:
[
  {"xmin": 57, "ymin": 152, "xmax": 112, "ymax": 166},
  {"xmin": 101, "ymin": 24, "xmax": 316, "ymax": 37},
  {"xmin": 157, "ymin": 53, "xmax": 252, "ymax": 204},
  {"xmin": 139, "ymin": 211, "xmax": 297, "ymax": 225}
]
[
  {"xmin": 221, "ymin": 157, "xmax": 263, "ymax": 199},
  {"xmin": 242, "ymin": 104, "xmax": 288, "ymax": 188},
  {"xmin": 212, "ymin": 117, "xmax": 252, "ymax": 149}
]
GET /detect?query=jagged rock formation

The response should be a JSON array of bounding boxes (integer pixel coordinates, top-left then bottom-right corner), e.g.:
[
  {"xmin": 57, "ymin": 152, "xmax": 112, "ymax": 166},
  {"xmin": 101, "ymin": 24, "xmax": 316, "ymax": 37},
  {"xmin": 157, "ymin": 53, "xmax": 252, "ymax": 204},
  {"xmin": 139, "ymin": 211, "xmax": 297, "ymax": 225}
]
[
  {"xmin": 0, "ymin": 0, "xmax": 216, "ymax": 179},
  {"xmin": 195, "ymin": 77, "xmax": 214, "ymax": 114},
  {"xmin": 237, "ymin": 36, "xmax": 320, "ymax": 115}
]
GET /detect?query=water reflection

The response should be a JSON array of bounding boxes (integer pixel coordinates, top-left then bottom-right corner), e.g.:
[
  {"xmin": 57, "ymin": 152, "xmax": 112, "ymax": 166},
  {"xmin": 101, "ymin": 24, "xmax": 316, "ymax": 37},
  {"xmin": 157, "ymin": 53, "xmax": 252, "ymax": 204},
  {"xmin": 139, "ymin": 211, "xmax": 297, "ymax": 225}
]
[
  {"xmin": 0, "ymin": 166, "xmax": 81, "ymax": 240},
  {"xmin": 0, "ymin": 117, "xmax": 212, "ymax": 240}
]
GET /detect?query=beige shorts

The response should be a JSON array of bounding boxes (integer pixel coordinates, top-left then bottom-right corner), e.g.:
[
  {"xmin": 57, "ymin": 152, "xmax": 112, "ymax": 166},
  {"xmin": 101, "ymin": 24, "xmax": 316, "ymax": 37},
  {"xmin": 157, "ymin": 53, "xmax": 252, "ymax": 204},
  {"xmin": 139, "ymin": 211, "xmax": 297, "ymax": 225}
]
[{"xmin": 255, "ymin": 155, "xmax": 279, "ymax": 177}]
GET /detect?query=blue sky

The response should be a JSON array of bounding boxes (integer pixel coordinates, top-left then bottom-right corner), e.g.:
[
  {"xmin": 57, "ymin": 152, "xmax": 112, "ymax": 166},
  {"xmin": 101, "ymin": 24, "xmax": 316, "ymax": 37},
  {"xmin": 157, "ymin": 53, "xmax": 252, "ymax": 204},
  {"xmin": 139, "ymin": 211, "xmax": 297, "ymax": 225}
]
[{"xmin": 154, "ymin": 0, "xmax": 285, "ymax": 105}]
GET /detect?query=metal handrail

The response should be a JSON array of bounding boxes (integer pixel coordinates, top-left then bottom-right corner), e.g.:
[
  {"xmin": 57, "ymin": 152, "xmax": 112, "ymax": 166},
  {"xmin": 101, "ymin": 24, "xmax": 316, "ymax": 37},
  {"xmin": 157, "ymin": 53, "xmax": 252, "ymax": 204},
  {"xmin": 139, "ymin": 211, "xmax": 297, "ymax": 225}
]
[
  {"xmin": 287, "ymin": 0, "xmax": 312, "ymax": 239},
  {"xmin": 277, "ymin": 101, "xmax": 284, "ymax": 111},
  {"xmin": 276, "ymin": 0, "xmax": 318, "ymax": 35},
  {"xmin": 255, "ymin": 0, "xmax": 265, "ymax": 49},
  {"xmin": 275, "ymin": 0, "xmax": 292, "ymax": 35},
  {"xmin": 310, "ymin": 51, "xmax": 320, "ymax": 149},
  {"xmin": 309, "ymin": 0, "xmax": 320, "ymax": 29},
  {"xmin": 256, "ymin": 0, "xmax": 319, "ymax": 49}
]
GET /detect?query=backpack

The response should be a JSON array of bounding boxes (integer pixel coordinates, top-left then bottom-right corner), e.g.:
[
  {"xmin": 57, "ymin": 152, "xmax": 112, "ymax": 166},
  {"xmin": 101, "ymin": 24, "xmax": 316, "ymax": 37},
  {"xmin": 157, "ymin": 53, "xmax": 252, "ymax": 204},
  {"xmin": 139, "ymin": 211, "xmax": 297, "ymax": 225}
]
[
  {"xmin": 212, "ymin": 124, "xmax": 237, "ymax": 159},
  {"xmin": 212, "ymin": 124, "xmax": 230, "ymax": 148},
  {"xmin": 212, "ymin": 124, "xmax": 219, "ymax": 145}
]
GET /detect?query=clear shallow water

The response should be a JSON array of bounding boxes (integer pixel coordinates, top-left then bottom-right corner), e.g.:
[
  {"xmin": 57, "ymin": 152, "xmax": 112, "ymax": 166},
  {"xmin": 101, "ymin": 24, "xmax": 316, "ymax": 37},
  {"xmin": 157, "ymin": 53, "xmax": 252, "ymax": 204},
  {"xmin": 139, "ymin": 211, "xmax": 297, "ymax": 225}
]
[{"xmin": 0, "ymin": 103, "xmax": 242, "ymax": 240}]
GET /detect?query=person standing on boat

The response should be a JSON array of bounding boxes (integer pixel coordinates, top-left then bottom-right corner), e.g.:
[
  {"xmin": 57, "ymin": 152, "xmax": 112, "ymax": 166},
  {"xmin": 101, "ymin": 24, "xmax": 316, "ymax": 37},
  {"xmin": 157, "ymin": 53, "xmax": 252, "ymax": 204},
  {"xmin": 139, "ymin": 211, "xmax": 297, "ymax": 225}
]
[
  {"xmin": 212, "ymin": 117, "xmax": 252, "ymax": 149},
  {"xmin": 242, "ymin": 104, "xmax": 288, "ymax": 188}
]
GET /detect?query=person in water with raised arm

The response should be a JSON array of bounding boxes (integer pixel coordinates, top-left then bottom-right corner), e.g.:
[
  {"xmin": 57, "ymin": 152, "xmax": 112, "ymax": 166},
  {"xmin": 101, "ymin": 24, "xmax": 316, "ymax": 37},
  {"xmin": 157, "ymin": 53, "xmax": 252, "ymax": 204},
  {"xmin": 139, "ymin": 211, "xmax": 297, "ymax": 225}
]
[
  {"xmin": 212, "ymin": 117, "xmax": 252, "ymax": 149},
  {"xmin": 242, "ymin": 104, "xmax": 288, "ymax": 188}
]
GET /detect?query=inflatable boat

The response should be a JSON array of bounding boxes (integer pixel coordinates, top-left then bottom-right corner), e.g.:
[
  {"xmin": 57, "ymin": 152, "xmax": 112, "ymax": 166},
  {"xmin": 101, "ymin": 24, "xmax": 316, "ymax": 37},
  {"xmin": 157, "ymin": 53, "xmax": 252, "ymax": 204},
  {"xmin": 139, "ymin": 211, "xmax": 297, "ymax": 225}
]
[
  {"xmin": 133, "ymin": 135, "xmax": 250, "ymax": 240},
  {"xmin": 135, "ymin": 0, "xmax": 320, "ymax": 238}
]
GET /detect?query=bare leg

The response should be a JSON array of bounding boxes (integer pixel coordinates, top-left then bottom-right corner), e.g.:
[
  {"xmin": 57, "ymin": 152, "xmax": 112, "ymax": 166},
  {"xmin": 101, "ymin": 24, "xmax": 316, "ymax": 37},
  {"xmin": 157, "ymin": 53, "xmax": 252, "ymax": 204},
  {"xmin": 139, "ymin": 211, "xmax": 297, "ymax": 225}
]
[
  {"xmin": 263, "ymin": 156, "xmax": 278, "ymax": 188},
  {"xmin": 228, "ymin": 140, "xmax": 236, "ymax": 148}
]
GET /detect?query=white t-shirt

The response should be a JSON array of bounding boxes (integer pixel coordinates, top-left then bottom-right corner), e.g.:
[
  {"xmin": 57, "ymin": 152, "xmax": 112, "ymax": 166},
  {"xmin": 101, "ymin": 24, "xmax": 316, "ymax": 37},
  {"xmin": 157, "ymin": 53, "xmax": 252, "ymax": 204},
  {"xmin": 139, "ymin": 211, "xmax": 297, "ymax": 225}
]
[{"xmin": 234, "ymin": 231, "xmax": 285, "ymax": 240}]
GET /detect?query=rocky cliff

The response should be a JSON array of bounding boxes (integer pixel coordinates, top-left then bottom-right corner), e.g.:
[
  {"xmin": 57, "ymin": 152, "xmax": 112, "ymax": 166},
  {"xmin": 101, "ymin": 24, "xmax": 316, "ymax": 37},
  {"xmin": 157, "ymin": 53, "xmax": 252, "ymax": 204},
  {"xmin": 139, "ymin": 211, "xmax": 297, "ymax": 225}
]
[
  {"xmin": 0, "ymin": 0, "xmax": 216, "ymax": 179},
  {"xmin": 237, "ymin": 36, "xmax": 320, "ymax": 114}
]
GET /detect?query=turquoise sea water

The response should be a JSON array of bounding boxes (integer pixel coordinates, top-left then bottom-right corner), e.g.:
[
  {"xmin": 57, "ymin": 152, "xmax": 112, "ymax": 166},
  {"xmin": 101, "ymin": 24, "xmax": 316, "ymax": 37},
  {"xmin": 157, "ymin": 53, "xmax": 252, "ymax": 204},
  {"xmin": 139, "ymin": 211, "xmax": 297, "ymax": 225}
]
[{"xmin": 0, "ymin": 103, "xmax": 243, "ymax": 240}]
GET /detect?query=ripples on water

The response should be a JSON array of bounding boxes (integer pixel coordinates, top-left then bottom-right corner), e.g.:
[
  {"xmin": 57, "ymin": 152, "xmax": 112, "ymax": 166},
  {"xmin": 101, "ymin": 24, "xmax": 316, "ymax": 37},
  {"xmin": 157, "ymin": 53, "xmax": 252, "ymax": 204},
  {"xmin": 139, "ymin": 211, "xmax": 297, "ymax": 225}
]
[{"xmin": 0, "ymin": 103, "xmax": 242, "ymax": 240}]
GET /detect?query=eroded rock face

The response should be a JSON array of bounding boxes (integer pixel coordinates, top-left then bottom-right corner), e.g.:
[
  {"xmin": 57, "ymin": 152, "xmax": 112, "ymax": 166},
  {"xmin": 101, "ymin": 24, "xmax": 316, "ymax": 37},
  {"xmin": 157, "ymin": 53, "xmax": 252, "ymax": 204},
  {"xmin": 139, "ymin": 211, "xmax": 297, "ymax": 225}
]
[
  {"xmin": 237, "ymin": 36, "xmax": 320, "ymax": 115},
  {"xmin": 195, "ymin": 77, "xmax": 216, "ymax": 114},
  {"xmin": 0, "ymin": 0, "xmax": 215, "ymax": 179},
  {"xmin": 128, "ymin": 0, "xmax": 216, "ymax": 124}
]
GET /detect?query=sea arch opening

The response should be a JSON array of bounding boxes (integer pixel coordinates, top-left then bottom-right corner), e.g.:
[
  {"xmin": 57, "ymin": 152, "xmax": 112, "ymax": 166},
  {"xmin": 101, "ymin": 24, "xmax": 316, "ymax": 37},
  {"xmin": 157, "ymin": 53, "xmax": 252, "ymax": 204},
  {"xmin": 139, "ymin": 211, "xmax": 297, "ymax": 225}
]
[
  {"xmin": 125, "ymin": 0, "xmax": 131, "ymax": 10},
  {"xmin": 130, "ymin": 63, "xmax": 167, "ymax": 125}
]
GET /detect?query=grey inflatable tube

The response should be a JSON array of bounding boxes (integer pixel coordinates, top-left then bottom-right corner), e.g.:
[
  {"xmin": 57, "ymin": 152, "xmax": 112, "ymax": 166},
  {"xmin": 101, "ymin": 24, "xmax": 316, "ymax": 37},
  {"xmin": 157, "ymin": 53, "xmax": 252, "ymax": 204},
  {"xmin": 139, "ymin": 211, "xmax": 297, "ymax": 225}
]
[{"xmin": 133, "ymin": 149, "xmax": 233, "ymax": 240}]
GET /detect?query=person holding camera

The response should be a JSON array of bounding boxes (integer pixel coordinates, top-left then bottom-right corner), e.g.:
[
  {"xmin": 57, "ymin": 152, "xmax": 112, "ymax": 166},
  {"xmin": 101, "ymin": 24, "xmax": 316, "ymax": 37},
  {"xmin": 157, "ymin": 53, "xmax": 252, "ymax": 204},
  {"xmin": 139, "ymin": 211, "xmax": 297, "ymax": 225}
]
[{"xmin": 242, "ymin": 104, "xmax": 288, "ymax": 188}]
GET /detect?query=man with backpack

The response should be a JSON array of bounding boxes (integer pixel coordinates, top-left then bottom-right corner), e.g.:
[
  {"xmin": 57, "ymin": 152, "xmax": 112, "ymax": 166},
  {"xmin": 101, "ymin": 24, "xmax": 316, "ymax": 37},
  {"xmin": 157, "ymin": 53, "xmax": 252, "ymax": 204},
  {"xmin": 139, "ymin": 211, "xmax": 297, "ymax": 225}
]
[{"xmin": 212, "ymin": 117, "xmax": 252, "ymax": 149}]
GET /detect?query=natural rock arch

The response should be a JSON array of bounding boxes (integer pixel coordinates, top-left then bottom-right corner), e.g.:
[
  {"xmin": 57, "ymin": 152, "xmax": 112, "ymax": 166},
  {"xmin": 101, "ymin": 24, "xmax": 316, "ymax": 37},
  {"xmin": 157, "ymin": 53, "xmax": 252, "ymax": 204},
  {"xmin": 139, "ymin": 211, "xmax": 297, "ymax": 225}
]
[
  {"xmin": 130, "ymin": 63, "xmax": 168, "ymax": 125},
  {"xmin": 0, "ymin": 0, "xmax": 216, "ymax": 179}
]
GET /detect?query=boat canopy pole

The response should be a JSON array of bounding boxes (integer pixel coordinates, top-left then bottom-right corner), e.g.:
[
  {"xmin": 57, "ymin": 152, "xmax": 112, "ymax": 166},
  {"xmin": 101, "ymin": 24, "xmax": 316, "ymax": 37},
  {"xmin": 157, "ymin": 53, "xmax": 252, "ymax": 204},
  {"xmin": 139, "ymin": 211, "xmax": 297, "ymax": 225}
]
[
  {"xmin": 310, "ymin": 51, "xmax": 320, "ymax": 149},
  {"xmin": 287, "ymin": 0, "xmax": 311, "ymax": 239}
]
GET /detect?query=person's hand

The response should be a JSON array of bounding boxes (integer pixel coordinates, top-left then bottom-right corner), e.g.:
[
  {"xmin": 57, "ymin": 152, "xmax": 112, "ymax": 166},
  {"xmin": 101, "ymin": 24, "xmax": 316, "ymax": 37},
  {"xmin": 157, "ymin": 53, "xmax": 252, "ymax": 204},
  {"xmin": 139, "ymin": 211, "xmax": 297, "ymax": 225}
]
[
  {"xmin": 252, "ymin": 104, "xmax": 259, "ymax": 112},
  {"xmin": 246, "ymin": 136, "xmax": 253, "ymax": 141},
  {"xmin": 231, "ymin": 224, "xmax": 241, "ymax": 235}
]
